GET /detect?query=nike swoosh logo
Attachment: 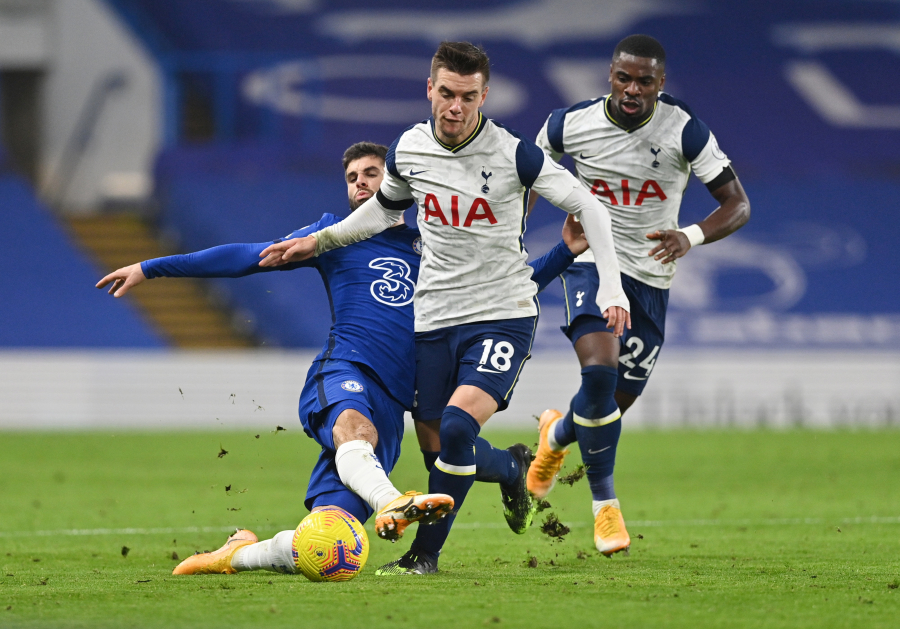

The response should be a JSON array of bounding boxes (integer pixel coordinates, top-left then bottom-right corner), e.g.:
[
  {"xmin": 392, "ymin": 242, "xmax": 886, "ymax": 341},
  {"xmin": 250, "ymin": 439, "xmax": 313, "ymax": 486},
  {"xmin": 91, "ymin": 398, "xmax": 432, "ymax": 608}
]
[
  {"xmin": 588, "ymin": 446, "xmax": 611, "ymax": 454},
  {"xmin": 409, "ymin": 169, "xmax": 428, "ymax": 176},
  {"xmin": 578, "ymin": 152, "xmax": 596, "ymax": 159},
  {"xmin": 476, "ymin": 366, "xmax": 502, "ymax": 374},
  {"xmin": 622, "ymin": 372, "xmax": 648, "ymax": 381}
]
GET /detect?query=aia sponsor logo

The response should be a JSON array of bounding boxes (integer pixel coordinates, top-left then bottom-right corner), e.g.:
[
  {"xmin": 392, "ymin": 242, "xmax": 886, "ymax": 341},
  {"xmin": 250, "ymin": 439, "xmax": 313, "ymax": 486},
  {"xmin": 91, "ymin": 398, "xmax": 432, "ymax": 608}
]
[
  {"xmin": 590, "ymin": 179, "xmax": 667, "ymax": 206},
  {"xmin": 423, "ymin": 193, "xmax": 497, "ymax": 226}
]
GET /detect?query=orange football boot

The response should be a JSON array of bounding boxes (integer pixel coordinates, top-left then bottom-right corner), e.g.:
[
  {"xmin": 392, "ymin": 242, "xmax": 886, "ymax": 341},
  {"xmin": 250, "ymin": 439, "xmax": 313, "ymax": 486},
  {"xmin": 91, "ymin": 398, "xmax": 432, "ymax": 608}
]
[
  {"xmin": 172, "ymin": 528, "xmax": 258, "ymax": 575},
  {"xmin": 594, "ymin": 503, "xmax": 630, "ymax": 557},
  {"xmin": 375, "ymin": 491, "xmax": 454, "ymax": 541},
  {"xmin": 526, "ymin": 409, "xmax": 569, "ymax": 499}
]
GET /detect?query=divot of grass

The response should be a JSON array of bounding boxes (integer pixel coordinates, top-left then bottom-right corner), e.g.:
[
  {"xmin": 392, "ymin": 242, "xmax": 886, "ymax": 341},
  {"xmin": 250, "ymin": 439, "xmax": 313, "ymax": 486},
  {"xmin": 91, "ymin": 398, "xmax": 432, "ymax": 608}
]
[{"xmin": 557, "ymin": 464, "xmax": 585, "ymax": 486}]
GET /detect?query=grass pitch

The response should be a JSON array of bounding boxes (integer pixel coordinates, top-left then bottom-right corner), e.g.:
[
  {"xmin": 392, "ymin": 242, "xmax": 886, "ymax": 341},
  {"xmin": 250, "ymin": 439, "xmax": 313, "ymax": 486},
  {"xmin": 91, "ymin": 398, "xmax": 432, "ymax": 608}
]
[{"xmin": 1, "ymin": 428, "xmax": 899, "ymax": 628}]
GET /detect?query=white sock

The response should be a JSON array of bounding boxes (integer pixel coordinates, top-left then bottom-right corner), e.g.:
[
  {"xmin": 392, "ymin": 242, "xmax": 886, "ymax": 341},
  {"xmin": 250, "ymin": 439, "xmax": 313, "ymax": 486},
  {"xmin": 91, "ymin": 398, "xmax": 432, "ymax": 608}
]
[
  {"xmin": 335, "ymin": 440, "xmax": 402, "ymax": 513},
  {"xmin": 547, "ymin": 418, "xmax": 567, "ymax": 452},
  {"xmin": 231, "ymin": 530, "xmax": 296, "ymax": 573},
  {"xmin": 592, "ymin": 498, "xmax": 621, "ymax": 518}
]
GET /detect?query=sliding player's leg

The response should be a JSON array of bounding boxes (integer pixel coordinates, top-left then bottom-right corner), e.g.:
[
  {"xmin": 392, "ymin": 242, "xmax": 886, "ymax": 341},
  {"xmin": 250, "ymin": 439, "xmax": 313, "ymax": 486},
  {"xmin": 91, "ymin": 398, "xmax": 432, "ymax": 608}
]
[
  {"xmin": 377, "ymin": 318, "xmax": 537, "ymax": 575},
  {"xmin": 302, "ymin": 361, "xmax": 452, "ymax": 541},
  {"xmin": 172, "ymin": 362, "xmax": 452, "ymax": 576}
]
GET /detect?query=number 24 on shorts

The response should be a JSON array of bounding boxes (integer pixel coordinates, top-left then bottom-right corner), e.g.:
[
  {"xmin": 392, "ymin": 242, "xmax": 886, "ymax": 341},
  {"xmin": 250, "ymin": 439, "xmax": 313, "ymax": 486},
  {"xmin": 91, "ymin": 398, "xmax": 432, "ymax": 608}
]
[{"xmin": 477, "ymin": 339, "xmax": 515, "ymax": 373}]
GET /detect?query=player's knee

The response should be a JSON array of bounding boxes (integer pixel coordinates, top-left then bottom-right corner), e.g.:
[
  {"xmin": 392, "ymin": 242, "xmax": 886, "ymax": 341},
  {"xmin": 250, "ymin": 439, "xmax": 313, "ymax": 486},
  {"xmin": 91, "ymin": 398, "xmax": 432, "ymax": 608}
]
[
  {"xmin": 438, "ymin": 407, "xmax": 480, "ymax": 459},
  {"xmin": 332, "ymin": 409, "xmax": 378, "ymax": 449},
  {"xmin": 574, "ymin": 365, "xmax": 619, "ymax": 419}
]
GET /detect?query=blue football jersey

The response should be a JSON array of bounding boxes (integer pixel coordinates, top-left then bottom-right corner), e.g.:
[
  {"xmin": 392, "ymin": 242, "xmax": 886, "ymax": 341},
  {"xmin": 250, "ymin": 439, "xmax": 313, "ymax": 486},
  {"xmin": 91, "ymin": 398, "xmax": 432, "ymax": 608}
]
[{"xmin": 287, "ymin": 214, "xmax": 422, "ymax": 408}]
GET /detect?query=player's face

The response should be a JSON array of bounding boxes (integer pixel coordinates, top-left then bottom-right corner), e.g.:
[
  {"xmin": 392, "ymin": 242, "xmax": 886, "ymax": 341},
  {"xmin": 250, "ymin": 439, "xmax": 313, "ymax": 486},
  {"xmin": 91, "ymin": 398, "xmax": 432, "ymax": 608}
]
[
  {"xmin": 345, "ymin": 155, "xmax": 385, "ymax": 211},
  {"xmin": 427, "ymin": 69, "xmax": 488, "ymax": 146},
  {"xmin": 607, "ymin": 54, "xmax": 665, "ymax": 129}
]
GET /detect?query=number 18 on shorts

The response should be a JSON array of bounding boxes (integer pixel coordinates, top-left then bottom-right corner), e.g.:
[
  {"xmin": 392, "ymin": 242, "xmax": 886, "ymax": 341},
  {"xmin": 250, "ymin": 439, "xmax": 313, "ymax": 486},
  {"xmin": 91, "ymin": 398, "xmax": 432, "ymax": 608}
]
[{"xmin": 412, "ymin": 317, "xmax": 538, "ymax": 420}]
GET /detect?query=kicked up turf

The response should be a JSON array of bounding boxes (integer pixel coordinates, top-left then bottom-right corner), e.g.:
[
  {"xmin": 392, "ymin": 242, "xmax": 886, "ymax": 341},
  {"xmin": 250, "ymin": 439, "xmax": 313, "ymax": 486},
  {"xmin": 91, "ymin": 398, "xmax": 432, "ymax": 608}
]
[{"xmin": 1, "ymin": 428, "xmax": 899, "ymax": 628}]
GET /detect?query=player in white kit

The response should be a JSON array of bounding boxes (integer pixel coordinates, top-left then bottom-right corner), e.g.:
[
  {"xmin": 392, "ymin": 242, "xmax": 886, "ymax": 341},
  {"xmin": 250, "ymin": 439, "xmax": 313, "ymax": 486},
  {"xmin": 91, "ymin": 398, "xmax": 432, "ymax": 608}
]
[
  {"xmin": 527, "ymin": 35, "xmax": 751, "ymax": 556},
  {"xmin": 259, "ymin": 41, "xmax": 631, "ymax": 573}
]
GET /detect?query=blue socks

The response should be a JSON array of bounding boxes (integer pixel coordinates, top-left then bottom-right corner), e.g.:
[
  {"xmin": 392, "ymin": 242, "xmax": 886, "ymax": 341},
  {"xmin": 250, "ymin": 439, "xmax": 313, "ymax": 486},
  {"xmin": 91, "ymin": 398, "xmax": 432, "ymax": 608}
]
[
  {"xmin": 422, "ymin": 438, "xmax": 517, "ymax": 486},
  {"xmin": 411, "ymin": 406, "xmax": 480, "ymax": 560},
  {"xmin": 556, "ymin": 364, "xmax": 622, "ymax": 502},
  {"xmin": 474, "ymin": 437, "xmax": 518, "ymax": 485}
]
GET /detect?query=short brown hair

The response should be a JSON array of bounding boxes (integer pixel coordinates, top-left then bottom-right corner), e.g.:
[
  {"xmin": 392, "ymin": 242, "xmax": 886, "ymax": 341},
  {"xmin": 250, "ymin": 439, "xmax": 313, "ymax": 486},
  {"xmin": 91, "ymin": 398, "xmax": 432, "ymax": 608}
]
[
  {"xmin": 341, "ymin": 142, "xmax": 388, "ymax": 172},
  {"xmin": 431, "ymin": 41, "xmax": 490, "ymax": 85}
]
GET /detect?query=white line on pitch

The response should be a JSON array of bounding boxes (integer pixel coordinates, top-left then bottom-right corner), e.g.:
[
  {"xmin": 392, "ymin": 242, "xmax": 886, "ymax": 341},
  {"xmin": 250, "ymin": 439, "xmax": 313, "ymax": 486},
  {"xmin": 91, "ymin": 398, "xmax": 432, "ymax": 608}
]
[
  {"xmin": 1, "ymin": 516, "xmax": 898, "ymax": 539},
  {"xmin": 451, "ymin": 515, "xmax": 900, "ymax": 530}
]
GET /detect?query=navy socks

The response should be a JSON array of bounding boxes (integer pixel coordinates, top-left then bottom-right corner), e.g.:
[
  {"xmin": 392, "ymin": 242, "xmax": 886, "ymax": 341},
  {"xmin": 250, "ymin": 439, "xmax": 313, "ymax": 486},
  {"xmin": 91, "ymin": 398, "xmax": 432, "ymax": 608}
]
[
  {"xmin": 411, "ymin": 406, "xmax": 480, "ymax": 560},
  {"xmin": 422, "ymin": 438, "xmax": 517, "ymax": 486},
  {"xmin": 555, "ymin": 364, "xmax": 622, "ymax": 501}
]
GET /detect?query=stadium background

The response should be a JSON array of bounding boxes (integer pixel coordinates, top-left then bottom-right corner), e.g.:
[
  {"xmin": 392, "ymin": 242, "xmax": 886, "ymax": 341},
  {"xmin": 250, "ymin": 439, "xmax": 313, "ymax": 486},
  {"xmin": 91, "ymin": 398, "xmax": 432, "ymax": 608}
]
[{"xmin": 0, "ymin": 0, "xmax": 898, "ymax": 429}]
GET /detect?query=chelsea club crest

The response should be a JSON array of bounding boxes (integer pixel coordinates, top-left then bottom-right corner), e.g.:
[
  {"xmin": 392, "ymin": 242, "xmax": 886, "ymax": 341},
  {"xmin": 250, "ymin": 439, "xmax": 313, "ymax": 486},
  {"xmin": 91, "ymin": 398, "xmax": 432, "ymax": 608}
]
[
  {"xmin": 412, "ymin": 237, "xmax": 424, "ymax": 254},
  {"xmin": 341, "ymin": 381, "xmax": 364, "ymax": 393}
]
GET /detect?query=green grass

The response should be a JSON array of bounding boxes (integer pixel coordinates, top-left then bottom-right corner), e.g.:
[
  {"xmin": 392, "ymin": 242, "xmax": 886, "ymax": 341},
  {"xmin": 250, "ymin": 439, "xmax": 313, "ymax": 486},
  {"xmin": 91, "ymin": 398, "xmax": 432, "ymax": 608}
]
[{"xmin": 1, "ymin": 428, "xmax": 899, "ymax": 628}]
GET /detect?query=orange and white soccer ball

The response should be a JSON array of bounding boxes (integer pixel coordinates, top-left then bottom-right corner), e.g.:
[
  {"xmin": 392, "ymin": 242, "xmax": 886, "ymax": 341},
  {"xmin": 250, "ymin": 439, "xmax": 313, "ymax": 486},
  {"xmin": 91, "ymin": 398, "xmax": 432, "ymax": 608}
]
[{"xmin": 292, "ymin": 507, "xmax": 369, "ymax": 582}]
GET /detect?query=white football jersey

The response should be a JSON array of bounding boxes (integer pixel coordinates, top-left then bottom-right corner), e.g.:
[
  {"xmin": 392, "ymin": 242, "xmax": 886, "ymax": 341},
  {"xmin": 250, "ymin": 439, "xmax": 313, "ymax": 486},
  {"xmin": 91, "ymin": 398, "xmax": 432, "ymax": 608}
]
[
  {"xmin": 536, "ymin": 93, "xmax": 731, "ymax": 289},
  {"xmin": 379, "ymin": 113, "xmax": 583, "ymax": 332}
]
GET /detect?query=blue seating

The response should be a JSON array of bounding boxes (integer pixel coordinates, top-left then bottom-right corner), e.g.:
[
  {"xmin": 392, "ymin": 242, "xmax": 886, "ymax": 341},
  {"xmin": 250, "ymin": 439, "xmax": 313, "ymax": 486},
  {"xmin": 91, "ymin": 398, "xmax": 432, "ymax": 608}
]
[{"xmin": 0, "ymin": 176, "xmax": 164, "ymax": 347}]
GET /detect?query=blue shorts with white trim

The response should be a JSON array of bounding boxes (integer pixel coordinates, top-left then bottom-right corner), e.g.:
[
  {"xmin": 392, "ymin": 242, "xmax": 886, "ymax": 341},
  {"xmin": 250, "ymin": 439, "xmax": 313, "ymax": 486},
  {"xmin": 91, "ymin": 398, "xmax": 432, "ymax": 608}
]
[
  {"xmin": 297, "ymin": 359, "xmax": 405, "ymax": 522},
  {"xmin": 560, "ymin": 264, "xmax": 669, "ymax": 397},
  {"xmin": 412, "ymin": 316, "xmax": 538, "ymax": 420}
]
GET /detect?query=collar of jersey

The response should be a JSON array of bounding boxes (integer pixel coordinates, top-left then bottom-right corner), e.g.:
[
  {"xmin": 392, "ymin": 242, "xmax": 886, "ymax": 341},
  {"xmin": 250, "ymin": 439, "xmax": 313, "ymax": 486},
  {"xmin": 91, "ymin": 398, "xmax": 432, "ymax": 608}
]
[
  {"xmin": 430, "ymin": 112, "xmax": 486, "ymax": 153},
  {"xmin": 603, "ymin": 97, "xmax": 657, "ymax": 133}
]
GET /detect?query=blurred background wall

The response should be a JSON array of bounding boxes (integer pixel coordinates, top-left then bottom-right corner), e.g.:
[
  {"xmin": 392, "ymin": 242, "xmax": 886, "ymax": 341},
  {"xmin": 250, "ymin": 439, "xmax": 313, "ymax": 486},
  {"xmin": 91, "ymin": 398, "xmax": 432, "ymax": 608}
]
[{"xmin": 0, "ymin": 0, "xmax": 897, "ymax": 428}]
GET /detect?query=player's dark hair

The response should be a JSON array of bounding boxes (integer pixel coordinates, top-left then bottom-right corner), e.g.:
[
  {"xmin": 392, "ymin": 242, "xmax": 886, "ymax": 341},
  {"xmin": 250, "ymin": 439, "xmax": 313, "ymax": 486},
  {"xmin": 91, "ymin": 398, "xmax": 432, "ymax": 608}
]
[
  {"xmin": 431, "ymin": 41, "xmax": 490, "ymax": 85},
  {"xmin": 341, "ymin": 142, "xmax": 388, "ymax": 172},
  {"xmin": 613, "ymin": 34, "xmax": 666, "ymax": 68}
]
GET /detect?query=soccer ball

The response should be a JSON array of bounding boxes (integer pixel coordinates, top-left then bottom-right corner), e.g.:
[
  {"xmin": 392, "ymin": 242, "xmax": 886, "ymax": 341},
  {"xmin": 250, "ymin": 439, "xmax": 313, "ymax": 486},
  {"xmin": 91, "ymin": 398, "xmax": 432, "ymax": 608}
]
[{"xmin": 292, "ymin": 507, "xmax": 369, "ymax": 582}]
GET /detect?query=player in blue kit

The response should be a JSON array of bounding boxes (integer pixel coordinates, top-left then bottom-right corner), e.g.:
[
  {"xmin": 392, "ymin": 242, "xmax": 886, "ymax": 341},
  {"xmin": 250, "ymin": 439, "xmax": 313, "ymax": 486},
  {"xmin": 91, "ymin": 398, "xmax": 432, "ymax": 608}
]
[
  {"xmin": 527, "ymin": 35, "xmax": 751, "ymax": 556},
  {"xmin": 260, "ymin": 42, "xmax": 630, "ymax": 574},
  {"xmin": 97, "ymin": 141, "xmax": 587, "ymax": 576}
]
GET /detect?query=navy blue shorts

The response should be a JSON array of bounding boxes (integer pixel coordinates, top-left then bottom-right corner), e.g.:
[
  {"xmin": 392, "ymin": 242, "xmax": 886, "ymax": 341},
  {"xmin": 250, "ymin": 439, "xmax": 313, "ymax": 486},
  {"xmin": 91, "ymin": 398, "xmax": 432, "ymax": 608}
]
[
  {"xmin": 560, "ymin": 264, "xmax": 669, "ymax": 396},
  {"xmin": 297, "ymin": 359, "xmax": 405, "ymax": 523},
  {"xmin": 412, "ymin": 316, "xmax": 538, "ymax": 420}
]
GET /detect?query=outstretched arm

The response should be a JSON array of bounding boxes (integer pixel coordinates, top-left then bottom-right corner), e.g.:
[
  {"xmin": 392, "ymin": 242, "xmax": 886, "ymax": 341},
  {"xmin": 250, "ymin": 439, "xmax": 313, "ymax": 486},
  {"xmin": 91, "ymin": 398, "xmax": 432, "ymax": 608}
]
[
  {"xmin": 647, "ymin": 169, "xmax": 750, "ymax": 264},
  {"xmin": 97, "ymin": 241, "xmax": 311, "ymax": 298}
]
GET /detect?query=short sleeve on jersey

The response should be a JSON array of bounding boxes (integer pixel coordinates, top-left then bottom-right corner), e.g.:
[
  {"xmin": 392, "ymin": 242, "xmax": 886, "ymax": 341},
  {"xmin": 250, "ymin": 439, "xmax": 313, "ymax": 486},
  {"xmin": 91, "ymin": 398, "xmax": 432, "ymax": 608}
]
[
  {"xmin": 535, "ymin": 118, "xmax": 561, "ymax": 162},
  {"xmin": 689, "ymin": 131, "xmax": 731, "ymax": 184},
  {"xmin": 494, "ymin": 121, "xmax": 546, "ymax": 189},
  {"xmin": 378, "ymin": 166, "xmax": 414, "ymax": 206},
  {"xmin": 682, "ymin": 116, "xmax": 711, "ymax": 163},
  {"xmin": 544, "ymin": 99, "xmax": 601, "ymax": 155},
  {"xmin": 386, "ymin": 123, "xmax": 418, "ymax": 181},
  {"xmin": 515, "ymin": 139, "xmax": 546, "ymax": 189},
  {"xmin": 382, "ymin": 124, "xmax": 418, "ymax": 203},
  {"xmin": 657, "ymin": 93, "xmax": 709, "ymax": 162},
  {"xmin": 658, "ymin": 93, "xmax": 729, "ymax": 184},
  {"xmin": 545, "ymin": 108, "xmax": 568, "ymax": 154}
]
